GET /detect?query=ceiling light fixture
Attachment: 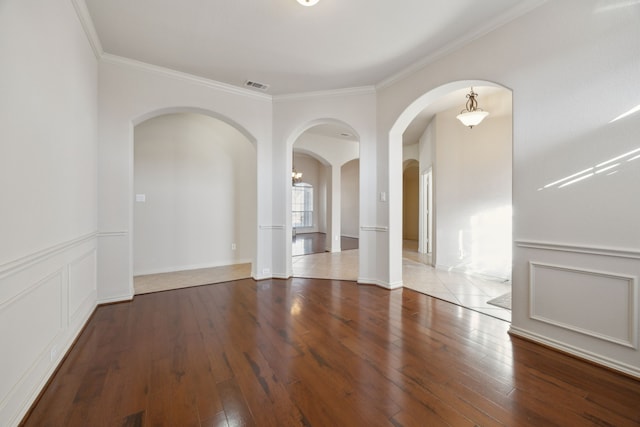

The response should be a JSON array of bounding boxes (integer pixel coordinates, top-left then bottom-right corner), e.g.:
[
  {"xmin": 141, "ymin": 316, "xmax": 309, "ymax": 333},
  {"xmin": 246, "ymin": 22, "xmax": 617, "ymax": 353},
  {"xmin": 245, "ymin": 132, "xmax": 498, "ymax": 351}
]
[
  {"xmin": 297, "ymin": 0, "xmax": 320, "ymax": 6},
  {"xmin": 292, "ymin": 168, "xmax": 303, "ymax": 185},
  {"xmin": 456, "ymin": 88, "xmax": 489, "ymax": 128}
]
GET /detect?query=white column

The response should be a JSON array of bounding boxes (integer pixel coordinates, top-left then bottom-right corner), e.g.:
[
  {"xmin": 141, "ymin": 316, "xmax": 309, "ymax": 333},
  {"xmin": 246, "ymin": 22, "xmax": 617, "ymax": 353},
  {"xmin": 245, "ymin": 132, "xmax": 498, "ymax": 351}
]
[{"xmin": 326, "ymin": 165, "xmax": 341, "ymax": 252}]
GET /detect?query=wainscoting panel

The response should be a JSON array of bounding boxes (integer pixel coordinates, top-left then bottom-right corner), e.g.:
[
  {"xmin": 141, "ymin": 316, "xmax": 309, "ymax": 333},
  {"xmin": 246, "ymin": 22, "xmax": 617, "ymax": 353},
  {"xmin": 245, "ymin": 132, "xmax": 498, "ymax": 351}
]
[
  {"xmin": 0, "ymin": 234, "xmax": 98, "ymax": 427},
  {"xmin": 0, "ymin": 271, "xmax": 63, "ymax": 409},
  {"xmin": 530, "ymin": 262, "xmax": 637, "ymax": 348},
  {"xmin": 68, "ymin": 248, "xmax": 98, "ymax": 326},
  {"xmin": 513, "ymin": 240, "xmax": 640, "ymax": 378}
]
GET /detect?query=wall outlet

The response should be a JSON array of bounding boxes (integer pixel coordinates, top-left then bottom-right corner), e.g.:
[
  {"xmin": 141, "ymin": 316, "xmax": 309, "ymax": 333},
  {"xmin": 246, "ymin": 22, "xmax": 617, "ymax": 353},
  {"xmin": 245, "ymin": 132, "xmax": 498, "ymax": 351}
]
[
  {"xmin": 50, "ymin": 345, "xmax": 59, "ymax": 362},
  {"xmin": 231, "ymin": 243, "xmax": 236, "ymax": 250}
]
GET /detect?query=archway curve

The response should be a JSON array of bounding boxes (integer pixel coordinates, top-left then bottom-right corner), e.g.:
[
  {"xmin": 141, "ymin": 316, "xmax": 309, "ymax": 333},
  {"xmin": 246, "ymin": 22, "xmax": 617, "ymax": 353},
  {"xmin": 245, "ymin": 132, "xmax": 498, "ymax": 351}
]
[
  {"xmin": 293, "ymin": 147, "xmax": 331, "ymax": 167},
  {"xmin": 403, "ymin": 158, "xmax": 419, "ymax": 171},
  {"xmin": 133, "ymin": 106, "xmax": 258, "ymax": 147},
  {"xmin": 387, "ymin": 79, "xmax": 512, "ymax": 288},
  {"xmin": 286, "ymin": 117, "xmax": 360, "ymax": 152},
  {"xmin": 130, "ymin": 107, "xmax": 260, "ymax": 283},
  {"xmin": 285, "ymin": 117, "xmax": 362, "ymax": 277}
]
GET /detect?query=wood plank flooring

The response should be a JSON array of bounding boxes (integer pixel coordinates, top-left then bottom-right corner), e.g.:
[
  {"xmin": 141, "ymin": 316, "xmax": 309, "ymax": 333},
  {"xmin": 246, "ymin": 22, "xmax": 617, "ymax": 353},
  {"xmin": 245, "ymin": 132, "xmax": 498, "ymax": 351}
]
[
  {"xmin": 292, "ymin": 233, "xmax": 358, "ymax": 256},
  {"xmin": 22, "ymin": 278, "xmax": 640, "ymax": 426}
]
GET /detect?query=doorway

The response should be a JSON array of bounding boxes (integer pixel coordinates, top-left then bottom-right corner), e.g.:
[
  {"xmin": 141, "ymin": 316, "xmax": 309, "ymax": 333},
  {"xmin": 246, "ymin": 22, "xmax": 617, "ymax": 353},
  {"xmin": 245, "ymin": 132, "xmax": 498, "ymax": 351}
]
[
  {"xmin": 132, "ymin": 112, "xmax": 256, "ymax": 294},
  {"xmin": 393, "ymin": 82, "xmax": 513, "ymax": 321}
]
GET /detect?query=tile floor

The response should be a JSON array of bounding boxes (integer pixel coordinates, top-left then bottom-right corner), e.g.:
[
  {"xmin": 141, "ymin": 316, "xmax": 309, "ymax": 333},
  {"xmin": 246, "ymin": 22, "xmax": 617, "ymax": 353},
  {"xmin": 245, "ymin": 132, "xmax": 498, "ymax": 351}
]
[{"xmin": 134, "ymin": 263, "xmax": 252, "ymax": 295}]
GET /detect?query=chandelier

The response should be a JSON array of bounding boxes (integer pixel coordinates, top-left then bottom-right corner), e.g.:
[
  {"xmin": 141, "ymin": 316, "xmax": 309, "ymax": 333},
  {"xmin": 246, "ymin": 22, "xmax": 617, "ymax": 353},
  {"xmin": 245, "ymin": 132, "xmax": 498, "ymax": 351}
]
[
  {"xmin": 292, "ymin": 167, "xmax": 303, "ymax": 185},
  {"xmin": 456, "ymin": 88, "xmax": 489, "ymax": 128}
]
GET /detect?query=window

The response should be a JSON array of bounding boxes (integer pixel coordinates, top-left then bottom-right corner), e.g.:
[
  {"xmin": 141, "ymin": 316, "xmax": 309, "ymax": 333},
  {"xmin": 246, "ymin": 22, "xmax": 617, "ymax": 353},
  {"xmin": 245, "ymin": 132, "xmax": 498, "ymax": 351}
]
[{"xmin": 292, "ymin": 183, "xmax": 313, "ymax": 228}]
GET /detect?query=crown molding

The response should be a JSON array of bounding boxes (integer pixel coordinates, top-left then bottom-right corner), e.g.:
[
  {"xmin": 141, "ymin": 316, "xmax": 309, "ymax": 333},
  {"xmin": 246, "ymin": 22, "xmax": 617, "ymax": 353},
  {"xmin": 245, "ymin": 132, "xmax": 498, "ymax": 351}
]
[
  {"xmin": 273, "ymin": 85, "xmax": 376, "ymax": 102},
  {"xmin": 376, "ymin": 0, "xmax": 548, "ymax": 91},
  {"xmin": 101, "ymin": 54, "xmax": 273, "ymax": 101},
  {"xmin": 70, "ymin": 0, "xmax": 103, "ymax": 59}
]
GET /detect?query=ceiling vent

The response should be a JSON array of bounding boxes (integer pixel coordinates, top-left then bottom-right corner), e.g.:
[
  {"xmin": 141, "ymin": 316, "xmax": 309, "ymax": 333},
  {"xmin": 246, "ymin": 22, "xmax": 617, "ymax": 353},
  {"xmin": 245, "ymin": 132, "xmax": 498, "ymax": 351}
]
[{"xmin": 244, "ymin": 80, "xmax": 270, "ymax": 91}]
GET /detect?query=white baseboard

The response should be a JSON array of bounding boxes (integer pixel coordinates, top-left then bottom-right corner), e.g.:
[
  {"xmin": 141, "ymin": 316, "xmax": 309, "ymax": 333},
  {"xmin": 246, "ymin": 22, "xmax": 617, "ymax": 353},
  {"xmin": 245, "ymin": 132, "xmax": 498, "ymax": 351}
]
[
  {"xmin": 509, "ymin": 326, "xmax": 640, "ymax": 379},
  {"xmin": 434, "ymin": 263, "xmax": 510, "ymax": 283},
  {"xmin": 358, "ymin": 277, "xmax": 403, "ymax": 290},
  {"xmin": 97, "ymin": 293, "xmax": 133, "ymax": 305}
]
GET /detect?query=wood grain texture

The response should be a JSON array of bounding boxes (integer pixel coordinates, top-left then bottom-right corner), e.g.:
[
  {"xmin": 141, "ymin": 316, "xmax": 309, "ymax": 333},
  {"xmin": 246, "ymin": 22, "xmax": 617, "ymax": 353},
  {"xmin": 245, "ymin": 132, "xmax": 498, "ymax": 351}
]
[{"xmin": 22, "ymin": 278, "xmax": 640, "ymax": 426}]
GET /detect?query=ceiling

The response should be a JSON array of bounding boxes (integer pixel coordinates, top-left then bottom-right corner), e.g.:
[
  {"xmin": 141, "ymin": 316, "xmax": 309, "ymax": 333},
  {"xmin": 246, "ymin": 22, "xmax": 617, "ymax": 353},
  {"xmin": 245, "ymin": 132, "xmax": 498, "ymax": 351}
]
[
  {"xmin": 84, "ymin": 0, "xmax": 544, "ymax": 95},
  {"xmin": 402, "ymin": 86, "xmax": 509, "ymax": 145}
]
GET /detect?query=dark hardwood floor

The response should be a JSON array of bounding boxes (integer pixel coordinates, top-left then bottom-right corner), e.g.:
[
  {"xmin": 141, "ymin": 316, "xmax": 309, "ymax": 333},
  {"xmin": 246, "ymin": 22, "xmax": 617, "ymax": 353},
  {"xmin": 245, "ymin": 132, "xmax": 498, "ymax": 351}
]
[
  {"xmin": 22, "ymin": 278, "xmax": 640, "ymax": 426},
  {"xmin": 292, "ymin": 232, "xmax": 358, "ymax": 256}
]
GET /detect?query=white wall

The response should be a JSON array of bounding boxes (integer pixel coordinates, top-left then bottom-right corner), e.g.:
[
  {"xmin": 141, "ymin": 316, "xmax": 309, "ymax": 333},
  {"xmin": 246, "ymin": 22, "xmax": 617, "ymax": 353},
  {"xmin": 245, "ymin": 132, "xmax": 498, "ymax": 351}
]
[
  {"xmin": 433, "ymin": 93, "xmax": 512, "ymax": 280},
  {"xmin": 97, "ymin": 56, "xmax": 273, "ymax": 297},
  {"xmin": 134, "ymin": 113, "xmax": 256, "ymax": 275},
  {"xmin": 0, "ymin": 0, "xmax": 99, "ymax": 424},
  {"xmin": 274, "ymin": 104, "xmax": 373, "ymax": 276},
  {"xmin": 378, "ymin": 0, "xmax": 640, "ymax": 377},
  {"xmin": 341, "ymin": 159, "xmax": 360, "ymax": 238}
]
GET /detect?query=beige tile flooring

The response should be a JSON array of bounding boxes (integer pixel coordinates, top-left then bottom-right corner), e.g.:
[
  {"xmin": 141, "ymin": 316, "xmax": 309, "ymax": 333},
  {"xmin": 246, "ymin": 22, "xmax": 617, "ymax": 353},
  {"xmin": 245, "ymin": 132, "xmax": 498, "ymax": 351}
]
[
  {"xmin": 293, "ymin": 242, "xmax": 511, "ymax": 322},
  {"xmin": 134, "ymin": 263, "xmax": 252, "ymax": 295},
  {"xmin": 134, "ymin": 242, "xmax": 511, "ymax": 322}
]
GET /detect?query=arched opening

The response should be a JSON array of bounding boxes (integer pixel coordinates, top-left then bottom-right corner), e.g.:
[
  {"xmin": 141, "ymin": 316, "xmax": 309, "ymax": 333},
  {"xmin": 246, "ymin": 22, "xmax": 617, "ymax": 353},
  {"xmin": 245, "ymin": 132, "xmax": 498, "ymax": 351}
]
[
  {"xmin": 391, "ymin": 80, "xmax": 513, "ymax": 320},
  {"xmin": 287, "ymin": 120, "xmax": 360, "ymax": 280},
  {"xmin": 132, "ymin": 111, "xmax": 257, "ymax": 294}
]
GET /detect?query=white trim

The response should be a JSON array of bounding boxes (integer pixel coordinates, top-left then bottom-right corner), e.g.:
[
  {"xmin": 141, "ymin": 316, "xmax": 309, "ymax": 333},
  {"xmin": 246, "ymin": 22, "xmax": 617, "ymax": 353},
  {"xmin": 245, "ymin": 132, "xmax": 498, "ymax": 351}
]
[
  {"xmin": 358, "ymin": 277, "xmax": 403, "ymax": 290},
  {"xmin": 341, "ymin": 234, "xmax": 359, "ymax": 239},
  {"xmin": 259, "ymin": 225, "xmax": 286, "ymax": 230},
  {"xmin": 271, "ymin": 274, "xmax": 290, "ymax": 280},
  {"xmin": 101, "ymin": 54, "xmax": 272, "ymax": 101},
  {"xmin": 97, "ymin": 230, "xmax": 128, "ymax": 238},
  {"xmin": 0, "ymin": 232, "xmax": 98, "ymax": 279},
  {"xmin": 360, "ymin": 226, "xmax": 389, "ymax": 232},
  {"xmin": 529, "ymin": 262, "xmax": 638, "ymax": 349},
  {"xmin": 515, "ymin": 240, "xmax": 640, "ymax": 259},
  {"xmin": 273, "ymin": 86, "xmax": 375, "ymax": 102},
  {"xmin": 70, "ymin": 0, "xmax": 104, "ymax": 59},
  {"xmin": 376, "ymin": 0, "xmax": 548, "ymax": 90},
  {"xmin": 97, "ymin": 293, "xmax": 133, "ymax": 305},
  {"xmin": 509, "ymin": 326, "xmax": 640, "ymax": 379}
]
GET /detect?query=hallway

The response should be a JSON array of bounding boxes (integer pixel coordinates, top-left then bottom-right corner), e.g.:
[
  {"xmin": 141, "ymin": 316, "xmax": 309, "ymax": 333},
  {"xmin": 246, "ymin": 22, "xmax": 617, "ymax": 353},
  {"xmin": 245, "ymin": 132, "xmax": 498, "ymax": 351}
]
[{"xmin": 292, "ymin": 236, "xmax": 511, "ymax": 321}]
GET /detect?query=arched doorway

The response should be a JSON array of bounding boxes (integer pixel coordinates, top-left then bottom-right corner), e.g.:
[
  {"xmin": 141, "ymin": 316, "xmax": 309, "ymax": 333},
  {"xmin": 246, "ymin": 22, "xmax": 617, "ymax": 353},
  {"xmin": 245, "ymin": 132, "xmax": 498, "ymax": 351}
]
[
  {"xmin": 287, "ymin": 120, "xmax": 360, "ymax": 280},
  {"xmin": 391, "ymin": 81, "xmax": 513, "ymax": 320},
  {"xmin": 132, "ymin": 111, "xmax": 257, "ymax": 294}
]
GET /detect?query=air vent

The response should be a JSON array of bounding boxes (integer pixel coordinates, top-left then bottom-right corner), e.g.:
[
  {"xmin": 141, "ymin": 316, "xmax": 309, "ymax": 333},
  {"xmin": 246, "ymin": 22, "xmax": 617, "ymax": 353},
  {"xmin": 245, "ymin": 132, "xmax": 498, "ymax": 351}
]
[{"xmin": 244, "ymin": 80, "xmax": 270, "ymax": 91}]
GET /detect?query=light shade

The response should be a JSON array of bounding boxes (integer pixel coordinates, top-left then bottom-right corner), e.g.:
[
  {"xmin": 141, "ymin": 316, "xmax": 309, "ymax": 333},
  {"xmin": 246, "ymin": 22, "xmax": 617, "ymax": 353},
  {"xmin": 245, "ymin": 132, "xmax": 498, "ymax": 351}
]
[
  {"xmin": 297, "ymin": 0, "xmax": 319, "ymax": 6},
  {"xmin": 456, "ymin": 110, "xmax": 489, "ymax": 128},
  {"xmin": 456, "ymin": 88, "xmax": 489, "ymax": 128}
]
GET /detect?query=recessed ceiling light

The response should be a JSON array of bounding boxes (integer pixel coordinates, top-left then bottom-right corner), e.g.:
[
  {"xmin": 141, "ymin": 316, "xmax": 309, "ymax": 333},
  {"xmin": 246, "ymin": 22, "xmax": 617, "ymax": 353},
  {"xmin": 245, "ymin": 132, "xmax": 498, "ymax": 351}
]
[{"xmin": 297, "ymin": 0, "xmax": 320, "ymax": 6}]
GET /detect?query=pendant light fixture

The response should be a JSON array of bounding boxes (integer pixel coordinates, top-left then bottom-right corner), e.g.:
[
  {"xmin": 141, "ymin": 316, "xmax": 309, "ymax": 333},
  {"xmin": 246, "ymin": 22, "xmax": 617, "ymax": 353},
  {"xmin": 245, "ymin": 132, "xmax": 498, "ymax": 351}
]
[
  {"xmin": 456, "ymin": 88, "xmax": 489, "ymax": 128},
  {"xmin": 297, "ymin": 0, "xmax": 319, "ymax": 6},
  {"xmin": 292, "ymin": 168, "xmax": 303, "ymax": 185}
]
